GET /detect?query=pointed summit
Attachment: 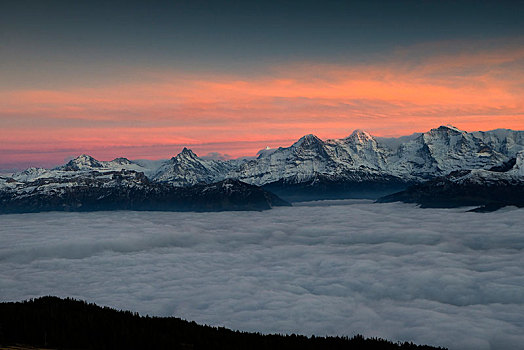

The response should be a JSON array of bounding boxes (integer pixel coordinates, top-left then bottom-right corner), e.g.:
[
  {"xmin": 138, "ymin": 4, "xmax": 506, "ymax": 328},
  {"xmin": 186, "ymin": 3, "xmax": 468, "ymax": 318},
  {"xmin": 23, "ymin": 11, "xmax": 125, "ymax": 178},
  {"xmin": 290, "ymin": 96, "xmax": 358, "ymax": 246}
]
[
  {"xmin": 433, "ymin": 125, "xmax": 465, "ymax": 134},
  {"xmin": 174, "ymin": 147, "xmax": 198, "ymax": 160},
  {"xmin": 57, "ymin": 154, "xmax": 103, "ymax": 171},
  {"xmin": 347, "ymin": 129, "xmax": 374, "ymax": 143},
  {"xmin": 154, "ymin": 147, "xmax": 232, "ymax": 186},
  {"xmin": 74, "ymin": 154, "xmax": 98, "ymax": 162},
  {"xmin": 293, "ymin": 134, "xmax": 324, "ymax": 148}
]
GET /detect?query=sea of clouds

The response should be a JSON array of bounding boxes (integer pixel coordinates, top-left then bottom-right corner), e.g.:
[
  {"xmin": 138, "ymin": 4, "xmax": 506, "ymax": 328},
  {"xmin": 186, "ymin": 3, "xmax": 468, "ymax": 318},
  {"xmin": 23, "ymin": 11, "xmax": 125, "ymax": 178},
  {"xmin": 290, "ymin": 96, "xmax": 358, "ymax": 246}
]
[{"xmin": 1, "ymin": 200, "xmax": 523, "ymax": 350}]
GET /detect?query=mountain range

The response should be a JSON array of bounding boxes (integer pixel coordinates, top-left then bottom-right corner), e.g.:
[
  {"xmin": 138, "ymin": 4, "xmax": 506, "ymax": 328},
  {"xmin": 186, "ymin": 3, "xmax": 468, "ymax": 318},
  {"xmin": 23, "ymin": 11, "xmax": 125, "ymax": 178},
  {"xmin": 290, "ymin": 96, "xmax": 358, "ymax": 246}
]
[{"xmin": 1, "ymin": 125, "xmax": 523, "ymax": 212}]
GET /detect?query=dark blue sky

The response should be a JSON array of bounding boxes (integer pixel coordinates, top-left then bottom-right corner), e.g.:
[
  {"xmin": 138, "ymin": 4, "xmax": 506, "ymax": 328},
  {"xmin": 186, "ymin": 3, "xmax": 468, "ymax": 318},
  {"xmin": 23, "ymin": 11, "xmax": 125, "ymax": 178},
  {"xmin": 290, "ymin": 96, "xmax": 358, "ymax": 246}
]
[{"xmin": 2, "ymin": 0, "xmax": 523, "ymax": 87}]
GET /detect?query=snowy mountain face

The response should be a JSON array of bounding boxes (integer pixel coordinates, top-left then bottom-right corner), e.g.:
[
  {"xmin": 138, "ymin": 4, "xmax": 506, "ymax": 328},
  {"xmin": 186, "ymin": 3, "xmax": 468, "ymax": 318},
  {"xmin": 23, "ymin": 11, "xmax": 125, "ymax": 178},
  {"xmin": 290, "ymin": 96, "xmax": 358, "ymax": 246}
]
[
  {"xmin": 459, "ymin": 150, "xmax": 524, "ymax": 184},
  {"xmin": 230, "ymin": 131, "xmax": 404, "ymax": 187},
  {"xmin": 231, "ymin": 134, "xmax": 341, "ymax": 186},
  {"xmin": 56, "ymin": 154, "xmax": 104, "ymax": 171},
  {"xmin": 8, "ymin": 155, "xmax": 162, "ymax": 185},
  {"xmin": 229, "ymin": 126, "xmax": 515, "ymax": 186},
  {"xmin": 55, "ymin": 154, "xmax": 158, "ymax": 177},
  {"xmin": 389, "ymin": 126, "xmax": 505, "ymax": 179},
  {"xmin": 326, "ymin": 130, "xmax": 390, "ymax": 171},
  {"xmin": 472, "ymin": 129, "xmax": 524, "ymax": 158},
  {"xmin": 378, "ymin": 150, "xmax": 524, "ymax": 210},
  {"xmin": 152, "ymin": 148, "xmax": 234, "ymax": 186}
]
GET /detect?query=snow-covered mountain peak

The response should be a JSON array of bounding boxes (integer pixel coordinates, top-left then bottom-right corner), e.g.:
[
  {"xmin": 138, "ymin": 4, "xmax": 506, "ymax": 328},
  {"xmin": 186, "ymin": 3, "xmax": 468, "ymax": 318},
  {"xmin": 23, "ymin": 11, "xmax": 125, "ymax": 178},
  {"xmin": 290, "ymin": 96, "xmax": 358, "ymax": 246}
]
[
  {"xmin": 472, "ymin": 129, "xmax": 524, "ymax": 158},
  {"xmin": 422, "ymin": 126, "xmax": 468, "ymax": 146},
  {"xmin": 74, "ymin": 154, "xmax": 100, "ymax": 163},
  {"xmin": 175, "ymin": 147, "xmax": 198, "ymax": 160},
  {"xmin": 389, "ymin": 124, "xmax": 506, "ymax": 179},
  {"xmin": 49, "ymin": 154, "xmax": 157, "ymax": 176},
  {"xmin": 293, "ymin": 134, "xmax": 324, "ymax": 148},
  {"xmin": 153, "ymin": 147, "xmax": 233, "ymax": 186},
  {"xmin": 430, "ymin": 125, "xmax": 465, "ymax": 135},
  {"xmin": 57, "ymin": 154, "xmax": 103, "ymax": 171},
  {"xmin": 347, "ymin": 129, "xmax": 374, "ymax": 143}
]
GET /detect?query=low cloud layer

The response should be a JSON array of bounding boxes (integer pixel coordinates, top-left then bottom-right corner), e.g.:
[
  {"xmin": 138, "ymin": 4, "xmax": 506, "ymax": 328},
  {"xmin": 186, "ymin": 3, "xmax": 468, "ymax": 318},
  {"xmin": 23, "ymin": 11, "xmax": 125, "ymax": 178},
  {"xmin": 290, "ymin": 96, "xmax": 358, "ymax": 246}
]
[{"xmin": 1, "ymin": 201, "xmax": 523, "ymax": 349}]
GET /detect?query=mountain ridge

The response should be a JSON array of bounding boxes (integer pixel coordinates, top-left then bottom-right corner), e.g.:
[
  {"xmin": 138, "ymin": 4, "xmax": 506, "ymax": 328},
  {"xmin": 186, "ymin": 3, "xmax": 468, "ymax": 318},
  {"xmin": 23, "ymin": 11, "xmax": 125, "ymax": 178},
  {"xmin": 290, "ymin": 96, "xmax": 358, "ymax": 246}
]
[
  {"xmin": 10, "ymin": 125, "xmax": 523, "ymax": 186},
  {"xmin": 2, "ymin": 125, "xmax": 523, "ymax": 209}
]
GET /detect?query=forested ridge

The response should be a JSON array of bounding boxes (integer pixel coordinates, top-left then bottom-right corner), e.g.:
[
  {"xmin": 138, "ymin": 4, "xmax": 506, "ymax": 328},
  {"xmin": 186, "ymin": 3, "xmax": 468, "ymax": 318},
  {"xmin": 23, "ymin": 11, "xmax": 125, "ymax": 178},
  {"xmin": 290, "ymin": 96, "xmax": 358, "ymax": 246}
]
[{"xmin": 0, "ymin": 297, "xmax": 445, "ymax": 350}]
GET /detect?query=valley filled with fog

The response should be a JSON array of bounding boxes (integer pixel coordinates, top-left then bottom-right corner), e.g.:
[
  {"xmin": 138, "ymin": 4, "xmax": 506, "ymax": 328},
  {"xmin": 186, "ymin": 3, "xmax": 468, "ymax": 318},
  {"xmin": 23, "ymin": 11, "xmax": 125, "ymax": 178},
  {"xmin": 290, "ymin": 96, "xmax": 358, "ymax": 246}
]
[{"xmin": 1, "ymin": 201, "xmax": 523, "ymax": 350}]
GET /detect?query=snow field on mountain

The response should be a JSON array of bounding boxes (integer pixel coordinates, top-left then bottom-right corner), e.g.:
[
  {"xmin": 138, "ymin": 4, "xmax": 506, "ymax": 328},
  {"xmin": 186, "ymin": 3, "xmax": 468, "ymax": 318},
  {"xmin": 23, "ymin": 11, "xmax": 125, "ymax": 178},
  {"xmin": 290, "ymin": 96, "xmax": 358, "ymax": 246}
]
[{"xmin": 1, "ymin": 201, "xmax": 523, "ymax": 350}]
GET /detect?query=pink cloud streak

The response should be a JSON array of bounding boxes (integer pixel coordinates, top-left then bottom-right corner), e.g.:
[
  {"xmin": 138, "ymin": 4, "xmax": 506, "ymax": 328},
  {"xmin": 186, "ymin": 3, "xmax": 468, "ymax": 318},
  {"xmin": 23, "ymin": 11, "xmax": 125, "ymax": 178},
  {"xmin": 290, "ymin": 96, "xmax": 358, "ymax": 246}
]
[{"xmin": 1, "ymin": 46, "xmax": 523, "ymax": 169}]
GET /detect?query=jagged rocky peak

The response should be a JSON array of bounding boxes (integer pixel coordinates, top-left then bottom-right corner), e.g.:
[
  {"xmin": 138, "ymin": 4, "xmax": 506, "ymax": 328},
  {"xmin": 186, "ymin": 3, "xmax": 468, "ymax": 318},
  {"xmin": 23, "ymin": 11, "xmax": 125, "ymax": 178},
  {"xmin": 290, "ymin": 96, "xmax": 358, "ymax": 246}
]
[
  {"xmin": 421, "ymin": 125, "xmax": 466, "ymax": 143},
  {"xmin": 73, "ymin": 154, "xmax": 101, "ymax": 163},
  {"xmin": 420, "ymin": 125, "xmax": 486, "ymax": 150},
  {"xmin": 294, "ymin": 134, "xmax": 323, "ymax": 147},
  {"xmin": 346, "ymin": 129, "xmax": 374, "ymax": 143},
  {"xmin": 175, "ymin": 147, "xmax": 199, "ymax": 160},
  {"xmin": 429, "ymin": 125, "xmax": 465, "ymax": 135},
  {"xmin": 153, "ymin": 146, "xmax": 232, "ymax": 186},
  {"xmin": 59, "ymin": 154, "xmax": 103, "ymax": 171},
  {"xmin": 291, "ymin": 134, "xmax": 331, "ymax": 160},
  {"xmin": 292, "ymin": 134, "xmax": 327, "ymax": 154}
]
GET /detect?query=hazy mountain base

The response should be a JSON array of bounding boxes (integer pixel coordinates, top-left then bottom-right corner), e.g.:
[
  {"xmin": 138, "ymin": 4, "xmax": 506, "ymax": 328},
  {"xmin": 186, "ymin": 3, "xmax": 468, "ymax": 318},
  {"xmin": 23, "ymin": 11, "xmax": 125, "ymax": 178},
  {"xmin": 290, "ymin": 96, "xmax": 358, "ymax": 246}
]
[
  {"xmin": 0, "ymin": 297, "xmax": 445, "ymax": 350},
  {"xmin": 264, "ymin": 175, "xmax": 411, "ymax": 202}
]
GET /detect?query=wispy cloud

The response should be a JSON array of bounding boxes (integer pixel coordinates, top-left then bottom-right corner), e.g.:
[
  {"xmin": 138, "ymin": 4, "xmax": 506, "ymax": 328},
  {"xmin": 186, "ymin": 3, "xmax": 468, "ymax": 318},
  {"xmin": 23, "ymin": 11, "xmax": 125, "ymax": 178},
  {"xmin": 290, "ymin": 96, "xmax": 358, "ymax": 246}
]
[{"xmin": 1, "ymin": 43, "xmax": 523, "ymax": 168}]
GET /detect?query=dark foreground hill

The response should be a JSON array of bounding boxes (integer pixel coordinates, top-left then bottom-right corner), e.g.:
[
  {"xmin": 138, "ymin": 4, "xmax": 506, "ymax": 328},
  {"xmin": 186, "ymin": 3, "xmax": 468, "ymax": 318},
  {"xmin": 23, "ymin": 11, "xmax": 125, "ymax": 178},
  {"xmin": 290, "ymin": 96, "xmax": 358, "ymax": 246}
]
[
  {"xmin": 0, "ymin": 297, "xmax": 445, "ymax": 350},
  {"xmin": 377, "ymin": 169, "xmax": 524, "ymax": 212},
  {"xmin": 0, "ymin": 175, "xmax": 290, "ymax": 214}
]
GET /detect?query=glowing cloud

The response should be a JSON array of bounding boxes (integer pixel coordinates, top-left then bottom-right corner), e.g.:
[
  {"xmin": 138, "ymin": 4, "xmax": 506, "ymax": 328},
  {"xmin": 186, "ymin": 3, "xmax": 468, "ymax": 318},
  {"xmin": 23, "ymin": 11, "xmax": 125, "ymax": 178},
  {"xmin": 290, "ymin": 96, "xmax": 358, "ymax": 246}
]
[{"xmin": 1, "ymin": 45, "xmax": 523, "ymax": 169}]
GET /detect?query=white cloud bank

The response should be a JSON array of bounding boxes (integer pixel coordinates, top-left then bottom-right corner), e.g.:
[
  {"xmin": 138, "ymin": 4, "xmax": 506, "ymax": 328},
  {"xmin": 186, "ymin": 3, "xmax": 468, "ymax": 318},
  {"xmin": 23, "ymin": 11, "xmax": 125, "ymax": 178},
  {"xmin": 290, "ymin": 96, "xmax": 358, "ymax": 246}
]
[{"xmin": 1, "ymin": 200, "xmax": 523, "ymax": 350}]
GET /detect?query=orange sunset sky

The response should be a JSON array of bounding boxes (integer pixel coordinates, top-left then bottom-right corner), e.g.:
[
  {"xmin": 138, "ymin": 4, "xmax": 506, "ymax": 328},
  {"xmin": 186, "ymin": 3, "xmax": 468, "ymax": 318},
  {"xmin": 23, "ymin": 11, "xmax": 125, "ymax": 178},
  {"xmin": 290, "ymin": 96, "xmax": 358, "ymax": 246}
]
[{"xmin": 1, "ymin": 1, "xmax": 523, "ymax": 170}]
